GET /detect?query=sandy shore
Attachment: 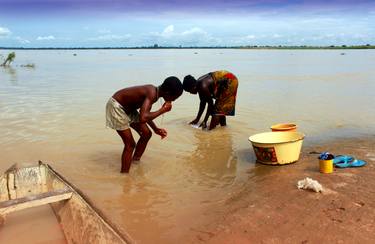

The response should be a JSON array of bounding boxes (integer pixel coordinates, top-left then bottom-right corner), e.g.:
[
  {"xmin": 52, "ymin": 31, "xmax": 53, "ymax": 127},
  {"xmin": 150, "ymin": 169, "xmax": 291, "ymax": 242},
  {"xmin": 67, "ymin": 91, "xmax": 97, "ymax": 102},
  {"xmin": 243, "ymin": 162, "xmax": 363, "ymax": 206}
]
[
  {"xmin": 188, "ymin": 136, "xmax": 375, "ymax": 244},
  {"xmin": 1, "ymin": 136, "xmax": 374, "ymax": 244}
]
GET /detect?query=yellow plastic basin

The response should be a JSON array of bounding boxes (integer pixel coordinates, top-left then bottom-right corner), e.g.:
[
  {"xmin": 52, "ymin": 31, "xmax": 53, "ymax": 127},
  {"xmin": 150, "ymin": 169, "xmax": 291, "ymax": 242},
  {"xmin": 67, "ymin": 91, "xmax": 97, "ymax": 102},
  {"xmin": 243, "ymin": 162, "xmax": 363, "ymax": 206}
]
[
  {"xmin": 270, "ymin": 123, "xmax": 297, "ymax": 132},
  {"xmin": 248, "ymin": 131, "xmax": 305, "ymax": 165}
]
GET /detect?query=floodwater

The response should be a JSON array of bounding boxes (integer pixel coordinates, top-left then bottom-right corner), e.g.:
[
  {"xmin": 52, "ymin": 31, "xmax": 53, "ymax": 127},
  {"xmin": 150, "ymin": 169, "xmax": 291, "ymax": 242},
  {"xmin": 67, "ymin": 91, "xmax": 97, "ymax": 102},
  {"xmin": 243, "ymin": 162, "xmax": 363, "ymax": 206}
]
[{"xmin": 1, "ymin": 49, "xmax": 375, "ymax": 243}]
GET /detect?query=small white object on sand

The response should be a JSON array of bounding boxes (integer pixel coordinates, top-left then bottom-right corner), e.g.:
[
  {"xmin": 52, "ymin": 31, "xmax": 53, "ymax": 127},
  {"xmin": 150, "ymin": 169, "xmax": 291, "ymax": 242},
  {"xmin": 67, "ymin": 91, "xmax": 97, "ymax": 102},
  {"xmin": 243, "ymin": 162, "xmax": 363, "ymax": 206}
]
[{"xmin": 297, "ymin": 177, "xmax": 323, "ymax": 193}]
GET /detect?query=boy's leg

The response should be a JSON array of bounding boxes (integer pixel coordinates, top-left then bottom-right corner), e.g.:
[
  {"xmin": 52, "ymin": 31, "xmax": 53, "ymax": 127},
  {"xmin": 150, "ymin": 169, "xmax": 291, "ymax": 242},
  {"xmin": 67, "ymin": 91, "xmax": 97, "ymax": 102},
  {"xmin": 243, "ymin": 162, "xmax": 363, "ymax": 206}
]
[
  {"xmin": 116, "ymin": 129, "xmax": 136, "ymax": 173},
  {"xmin": 209, "ymin": 115, "xmax": 220, "ymax": 130},
  {"xmin": 219, "ymin": 116, "xmax": 227, "ymax": 126},
  {"xmin": 130, "ymin": 123, "xmax": 152, "ymax": 161}
]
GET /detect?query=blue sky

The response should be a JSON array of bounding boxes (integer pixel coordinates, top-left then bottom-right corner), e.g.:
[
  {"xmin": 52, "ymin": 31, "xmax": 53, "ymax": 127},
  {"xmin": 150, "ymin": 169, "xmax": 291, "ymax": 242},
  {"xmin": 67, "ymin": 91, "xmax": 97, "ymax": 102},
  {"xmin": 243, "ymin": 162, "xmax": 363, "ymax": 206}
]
[{"xmin": 0, "ymin": 0, "xmax": 375, "ymax": 47}]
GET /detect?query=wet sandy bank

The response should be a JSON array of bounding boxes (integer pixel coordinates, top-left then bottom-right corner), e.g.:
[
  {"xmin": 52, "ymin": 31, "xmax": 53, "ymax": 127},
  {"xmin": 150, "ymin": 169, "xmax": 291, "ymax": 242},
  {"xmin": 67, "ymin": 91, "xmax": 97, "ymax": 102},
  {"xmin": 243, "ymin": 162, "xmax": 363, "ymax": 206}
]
[{"xmin": 188, "ymin": 136, "xmax": 375, "ymax": 243}]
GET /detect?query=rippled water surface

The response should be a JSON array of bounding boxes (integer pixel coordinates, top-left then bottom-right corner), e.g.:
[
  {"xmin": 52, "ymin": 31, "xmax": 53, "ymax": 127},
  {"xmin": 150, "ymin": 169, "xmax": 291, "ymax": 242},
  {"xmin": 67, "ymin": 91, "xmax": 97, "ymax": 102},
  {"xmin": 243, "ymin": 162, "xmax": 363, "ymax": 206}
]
[{"xmin": 1, "ymin": 49, "xmax": 375, "ymax": 243}]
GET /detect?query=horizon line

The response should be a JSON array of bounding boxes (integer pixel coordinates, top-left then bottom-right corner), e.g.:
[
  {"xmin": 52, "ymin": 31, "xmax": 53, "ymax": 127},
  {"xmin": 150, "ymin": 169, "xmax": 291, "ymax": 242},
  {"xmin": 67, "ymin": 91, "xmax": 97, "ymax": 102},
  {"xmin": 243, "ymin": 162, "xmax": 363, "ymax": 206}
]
[{"xmin": 1, "ymin": 44, "xmax": 374, "ymax": 50}]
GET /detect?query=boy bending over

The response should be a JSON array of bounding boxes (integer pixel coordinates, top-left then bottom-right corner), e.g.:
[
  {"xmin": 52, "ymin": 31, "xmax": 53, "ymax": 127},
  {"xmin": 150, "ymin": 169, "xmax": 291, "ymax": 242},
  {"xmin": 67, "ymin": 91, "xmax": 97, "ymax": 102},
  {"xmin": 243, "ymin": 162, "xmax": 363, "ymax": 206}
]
[{"xmin": 106, "ymin": 77, "xmax": 183, "ymax": 173}]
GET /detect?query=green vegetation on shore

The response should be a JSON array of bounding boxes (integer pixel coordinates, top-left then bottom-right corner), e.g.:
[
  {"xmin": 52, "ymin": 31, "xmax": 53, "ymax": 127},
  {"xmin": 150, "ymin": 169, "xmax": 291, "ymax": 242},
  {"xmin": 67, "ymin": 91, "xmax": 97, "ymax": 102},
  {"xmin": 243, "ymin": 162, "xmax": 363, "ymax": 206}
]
[
  {"xmin": 0, "ymin": 52, "xmax": 15, "ymax": 66},
  {"xmin": 0, "ymin": 51, "xmax": 35, "ymax": 68},
  {"xmin": 0, "ymin": 44, "xmax": 374, "ymax": 50}
]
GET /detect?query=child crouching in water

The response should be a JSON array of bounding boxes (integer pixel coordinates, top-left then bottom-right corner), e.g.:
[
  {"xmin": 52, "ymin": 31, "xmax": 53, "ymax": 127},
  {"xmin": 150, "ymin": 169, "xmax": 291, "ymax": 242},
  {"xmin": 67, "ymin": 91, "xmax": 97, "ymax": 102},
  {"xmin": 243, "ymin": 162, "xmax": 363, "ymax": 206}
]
[{"xmin": 106, "ymin": 77, "xmax": 183, "ymax": 173}]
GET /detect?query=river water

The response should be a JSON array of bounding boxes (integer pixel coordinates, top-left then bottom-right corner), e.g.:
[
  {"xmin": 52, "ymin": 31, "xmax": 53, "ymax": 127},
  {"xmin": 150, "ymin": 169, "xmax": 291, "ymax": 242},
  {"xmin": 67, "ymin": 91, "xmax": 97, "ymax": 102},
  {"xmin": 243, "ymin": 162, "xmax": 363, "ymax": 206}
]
[{"xmin": 0, "ymin": 49, "xmax": 374, "ymax": 243}]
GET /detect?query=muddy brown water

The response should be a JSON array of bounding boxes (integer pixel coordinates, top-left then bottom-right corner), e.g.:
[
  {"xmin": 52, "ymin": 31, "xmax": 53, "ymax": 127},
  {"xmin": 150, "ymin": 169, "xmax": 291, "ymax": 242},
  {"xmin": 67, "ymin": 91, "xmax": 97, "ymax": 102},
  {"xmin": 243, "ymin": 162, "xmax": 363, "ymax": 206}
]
[{"xmin": 1, "ymin": 49, "xmax": 374, "ymax": 243}]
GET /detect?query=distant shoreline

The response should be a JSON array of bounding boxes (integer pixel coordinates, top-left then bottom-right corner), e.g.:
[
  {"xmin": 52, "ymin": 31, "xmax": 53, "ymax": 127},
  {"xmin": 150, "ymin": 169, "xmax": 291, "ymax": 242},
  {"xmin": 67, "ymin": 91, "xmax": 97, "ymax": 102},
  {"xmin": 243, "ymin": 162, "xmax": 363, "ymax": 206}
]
[{"xmin": 1, "ymin": 45, "xmax": 374, "ymax": 50}]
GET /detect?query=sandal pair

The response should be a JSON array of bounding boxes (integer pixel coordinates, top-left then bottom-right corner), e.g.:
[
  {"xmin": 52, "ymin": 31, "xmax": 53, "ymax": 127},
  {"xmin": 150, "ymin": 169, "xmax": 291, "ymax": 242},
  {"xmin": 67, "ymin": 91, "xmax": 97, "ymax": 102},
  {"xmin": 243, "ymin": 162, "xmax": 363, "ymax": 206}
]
[{"xmin": 333, "ymin": 155, "xmax": 366, "ymax": 168}]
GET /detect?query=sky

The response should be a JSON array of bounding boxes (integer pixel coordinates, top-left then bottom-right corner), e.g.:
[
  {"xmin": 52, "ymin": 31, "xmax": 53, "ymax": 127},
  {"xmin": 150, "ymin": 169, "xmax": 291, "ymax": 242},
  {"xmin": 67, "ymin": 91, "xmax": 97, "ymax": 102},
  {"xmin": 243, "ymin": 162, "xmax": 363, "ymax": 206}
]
[{"xmin": 0, "ymin": 0, "xmax": 375, "ymax": 47}]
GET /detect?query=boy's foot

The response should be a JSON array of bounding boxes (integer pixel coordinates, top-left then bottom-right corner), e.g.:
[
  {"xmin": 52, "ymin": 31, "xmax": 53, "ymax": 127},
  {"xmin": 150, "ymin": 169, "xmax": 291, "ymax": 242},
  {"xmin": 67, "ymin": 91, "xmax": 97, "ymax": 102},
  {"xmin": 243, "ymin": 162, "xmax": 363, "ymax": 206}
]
[
  {"xmin": 132, "ymin": 156, "xmax": 141, "ymax": 164},
  {"xmin": 219, "ymin": 116, "xmax": 226, "ymax": 126}
]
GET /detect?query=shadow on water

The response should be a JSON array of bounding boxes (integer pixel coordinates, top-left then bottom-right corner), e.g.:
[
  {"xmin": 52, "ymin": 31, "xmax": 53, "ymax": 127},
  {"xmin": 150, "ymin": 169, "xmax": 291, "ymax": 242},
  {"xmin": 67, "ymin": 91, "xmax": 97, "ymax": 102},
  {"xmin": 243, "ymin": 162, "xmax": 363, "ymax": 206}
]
[{"xmin": 236, "ymin": 147, "xmax": 256, "ymax": 164}]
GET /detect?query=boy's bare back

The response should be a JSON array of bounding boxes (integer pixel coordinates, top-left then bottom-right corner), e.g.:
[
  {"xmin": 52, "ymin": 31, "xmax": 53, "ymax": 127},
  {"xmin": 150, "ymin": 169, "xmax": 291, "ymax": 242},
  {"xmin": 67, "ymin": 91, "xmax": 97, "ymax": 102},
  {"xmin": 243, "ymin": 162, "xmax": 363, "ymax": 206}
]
[{"xmin": 112, "ymin": 85, "xmax": 158, "ymax": 113}]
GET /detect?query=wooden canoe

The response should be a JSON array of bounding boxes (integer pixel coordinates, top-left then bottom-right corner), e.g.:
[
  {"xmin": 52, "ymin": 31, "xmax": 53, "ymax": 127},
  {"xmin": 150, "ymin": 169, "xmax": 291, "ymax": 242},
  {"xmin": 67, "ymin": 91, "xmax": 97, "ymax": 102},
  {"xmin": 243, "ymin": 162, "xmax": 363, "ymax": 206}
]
[{"xmin": 0, "ymin": 161, "xmax": 134, "ymax": 244}]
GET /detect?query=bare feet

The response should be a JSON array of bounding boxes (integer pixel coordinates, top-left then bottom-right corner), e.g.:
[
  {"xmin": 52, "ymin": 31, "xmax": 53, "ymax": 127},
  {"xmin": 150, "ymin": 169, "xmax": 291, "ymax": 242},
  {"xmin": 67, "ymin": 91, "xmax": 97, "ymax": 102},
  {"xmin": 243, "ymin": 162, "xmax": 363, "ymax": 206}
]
[
  {"xmin": 132, "ymin": 156, "xmax": 141, "ymax": 164},
  {"xmin": 219, "ymin": 116, "xmax": 227, "ymax": 126}
]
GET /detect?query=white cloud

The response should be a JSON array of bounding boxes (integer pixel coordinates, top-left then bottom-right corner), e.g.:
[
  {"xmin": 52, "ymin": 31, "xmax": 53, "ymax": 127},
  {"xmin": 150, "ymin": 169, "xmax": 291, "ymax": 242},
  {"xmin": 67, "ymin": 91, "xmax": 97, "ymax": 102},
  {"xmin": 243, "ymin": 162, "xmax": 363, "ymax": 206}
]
[
  {"xmin": 37, "ymin": 35, "xmax": 55, "ymax": 41},
  {"xmin": 15, "ymin": 36, "xmax": 30, "ymax": 44},
  {"xmin": 181, "ymin": 27, "xmax": 206, "ymax": 36},
  {"xmin": 152, "ymin": 26, "xmax": 207, "ymax": 38},
  {"xmin": 231, "ymin": 34, "xmax": 258, "ymax": 45},
  {"xmin": 245, "ymin": 35, "xmax": 256, "ymax": 39},
  {"xmin": 0, "ymin": 27, "xmax": 11, "ymax": 37},
  {"xmin": 88, "ymin": 34, "xmax": 131, "ymax": 41},
  {"xmin": 147, "ymin": 26, "xmax": 221, "ymax": 46},
  {"xmin": 150, "ymin": 25, "xmax": 175, "ymax": 38},
  {"xmin": 162, "ymin": 25, "xmax": 174, "ymax": 37}
]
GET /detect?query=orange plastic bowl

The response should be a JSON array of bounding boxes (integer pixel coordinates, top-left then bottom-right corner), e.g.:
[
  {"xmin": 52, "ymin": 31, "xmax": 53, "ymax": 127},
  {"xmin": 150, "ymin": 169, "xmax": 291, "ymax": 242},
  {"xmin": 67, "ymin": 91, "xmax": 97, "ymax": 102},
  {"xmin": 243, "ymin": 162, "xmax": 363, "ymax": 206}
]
[{"xmin": 270, "ymin": 123, "xmax": 297, "ymax": 132}]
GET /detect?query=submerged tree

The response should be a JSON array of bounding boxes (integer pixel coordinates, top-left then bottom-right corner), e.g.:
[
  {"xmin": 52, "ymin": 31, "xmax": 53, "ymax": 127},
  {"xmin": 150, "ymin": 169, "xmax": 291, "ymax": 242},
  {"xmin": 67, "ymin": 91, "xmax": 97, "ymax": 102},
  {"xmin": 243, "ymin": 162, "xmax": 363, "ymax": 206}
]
[{"xmin": 1, "ymin": 52, "xmax": 16, "ymax": 66}]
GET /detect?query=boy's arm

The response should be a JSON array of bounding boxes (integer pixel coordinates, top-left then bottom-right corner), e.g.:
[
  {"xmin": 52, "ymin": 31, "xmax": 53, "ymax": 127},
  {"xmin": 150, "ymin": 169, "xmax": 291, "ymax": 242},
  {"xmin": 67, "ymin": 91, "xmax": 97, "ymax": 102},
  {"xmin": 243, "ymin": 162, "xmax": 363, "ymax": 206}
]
[
  {"xmin": 190, "ymin": 94, "xmax": 206, "ymax": 124},
  {"xmin": 139, "ymin": 97, "xmax": 171, "ymax": 123},
  {"xmin": 147, "ymin": 120, "xmax": 158, "ymax": 131},
  {"xmin": 201, "ymin": 97, "xmax": 214, "ymax": 128},
  {"xmin": 198, "ymin": 86, "xmax": 213, "ymax": 128},
  {"xmin": 147, "ymin": 120, "xmax": 167, "ymax": 138}
]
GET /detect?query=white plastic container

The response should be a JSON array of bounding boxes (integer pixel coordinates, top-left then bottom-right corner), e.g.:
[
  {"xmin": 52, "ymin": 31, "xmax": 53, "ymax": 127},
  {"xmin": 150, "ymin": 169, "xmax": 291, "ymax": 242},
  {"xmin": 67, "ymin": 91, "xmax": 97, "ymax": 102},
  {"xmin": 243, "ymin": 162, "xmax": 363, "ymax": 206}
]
[{"xmin": 248, "ymin": 131, "xmax": 305, "ymax": 165}]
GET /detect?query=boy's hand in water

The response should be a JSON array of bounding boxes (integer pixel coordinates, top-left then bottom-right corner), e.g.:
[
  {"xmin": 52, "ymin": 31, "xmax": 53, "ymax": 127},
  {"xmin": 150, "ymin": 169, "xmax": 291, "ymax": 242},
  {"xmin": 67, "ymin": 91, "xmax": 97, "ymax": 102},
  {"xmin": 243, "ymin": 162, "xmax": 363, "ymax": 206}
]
[
  {"xmin": 161, "ymin": 101, "xmax": 172, "ymax": 113},
  {"xmin": 155, "ymin": 128, "xmax": 167, "ymax": 139}
]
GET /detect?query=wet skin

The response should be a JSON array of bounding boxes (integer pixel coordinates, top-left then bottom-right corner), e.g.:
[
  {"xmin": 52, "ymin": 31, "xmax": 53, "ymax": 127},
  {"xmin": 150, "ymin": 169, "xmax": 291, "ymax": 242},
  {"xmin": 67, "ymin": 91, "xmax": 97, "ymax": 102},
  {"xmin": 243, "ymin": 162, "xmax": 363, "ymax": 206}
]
[
  {"xmin": 112, "ymin": 85, "xmax": 178, "ymax": 173},
  {"xmin": 187, "ymin": 74, "xmax": 226, "ymax": 130}
]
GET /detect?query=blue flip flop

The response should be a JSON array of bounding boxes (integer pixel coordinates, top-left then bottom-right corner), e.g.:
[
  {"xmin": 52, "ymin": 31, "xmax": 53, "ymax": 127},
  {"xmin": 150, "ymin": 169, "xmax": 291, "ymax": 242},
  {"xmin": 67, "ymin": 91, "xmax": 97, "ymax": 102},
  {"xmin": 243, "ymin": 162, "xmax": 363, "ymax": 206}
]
[
  {"xmin": 335, "ymin": 159, "xmax": 367, "ymax": 168},
  {"xmin": 333, "ymin": 155, "xmax": 354, "ymax": 165}
]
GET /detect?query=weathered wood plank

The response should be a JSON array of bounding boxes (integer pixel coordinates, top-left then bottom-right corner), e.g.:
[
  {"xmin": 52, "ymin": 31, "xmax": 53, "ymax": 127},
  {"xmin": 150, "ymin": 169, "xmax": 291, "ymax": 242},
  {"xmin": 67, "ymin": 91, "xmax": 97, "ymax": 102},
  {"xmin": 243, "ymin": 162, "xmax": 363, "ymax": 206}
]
[
  {"xmin": 47, "ymin": 164, "xmax": 134, "ymax": 244},
  {"xmin": 1, "ymin": 162, "xmax": 135, "ymax": 243},
  {"xmin": 0, "ymin": 176, "xmax": 8, "ymax": 201},
  {"xmin": 0, "ymin": 189, "xmax": 72, "ymax": 215},
  {"xmin": 7, "ymin": 172, "xmax": 16, "ymax": 200}
]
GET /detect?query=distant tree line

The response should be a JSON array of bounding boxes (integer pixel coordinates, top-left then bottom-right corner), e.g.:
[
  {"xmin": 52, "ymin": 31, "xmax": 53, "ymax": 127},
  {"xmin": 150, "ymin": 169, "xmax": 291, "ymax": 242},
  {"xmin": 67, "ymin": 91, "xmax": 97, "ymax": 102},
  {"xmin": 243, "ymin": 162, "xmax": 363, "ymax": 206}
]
[{"xmin": 0, "ymin": 44, "xmax": 374, "ymax": 50}]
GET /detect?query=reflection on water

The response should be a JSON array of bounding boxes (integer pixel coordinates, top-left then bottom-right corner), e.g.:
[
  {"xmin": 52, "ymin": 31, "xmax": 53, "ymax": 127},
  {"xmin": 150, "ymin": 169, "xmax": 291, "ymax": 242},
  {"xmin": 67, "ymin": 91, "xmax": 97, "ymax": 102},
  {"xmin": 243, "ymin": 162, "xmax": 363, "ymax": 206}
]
[
  {"xmin": 1, "ymin": 49, "xmax": 375, "ymax": 243},
  {"xmin": 186, "ymin": 129, "xmax": 237, "ymax": 188},
  {"xmin": 1, "ymin": 66, "xmax": 18, "ymax": 84}
]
